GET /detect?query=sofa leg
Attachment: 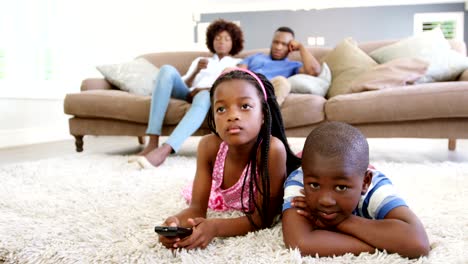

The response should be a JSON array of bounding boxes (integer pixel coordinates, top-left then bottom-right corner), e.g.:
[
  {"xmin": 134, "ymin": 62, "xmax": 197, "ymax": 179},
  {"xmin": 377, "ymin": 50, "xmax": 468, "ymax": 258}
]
[
  {"xmin": 74, "ymin": 135, "xmax": 84, "ymax": 152},
  {"xmin": 138, "ymin": 136, "xmax": 146, "ymax": 145},
  {"xmin": 448, "ymin": 138, "xmax": 456, "ymax": 151}
]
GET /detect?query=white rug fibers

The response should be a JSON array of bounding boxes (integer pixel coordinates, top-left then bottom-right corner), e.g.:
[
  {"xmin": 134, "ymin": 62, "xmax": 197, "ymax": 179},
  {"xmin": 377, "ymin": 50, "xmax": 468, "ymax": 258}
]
[{"xmin": 0, "ymin": 154, "xmax": 467, "ymax": 263}]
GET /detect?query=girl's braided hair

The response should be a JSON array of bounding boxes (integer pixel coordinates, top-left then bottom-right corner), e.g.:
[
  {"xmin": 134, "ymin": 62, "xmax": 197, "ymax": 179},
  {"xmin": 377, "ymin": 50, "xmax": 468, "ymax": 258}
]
[{"xmin": 207, "ymin": 70, "xmax": 301, "ymax": 229}]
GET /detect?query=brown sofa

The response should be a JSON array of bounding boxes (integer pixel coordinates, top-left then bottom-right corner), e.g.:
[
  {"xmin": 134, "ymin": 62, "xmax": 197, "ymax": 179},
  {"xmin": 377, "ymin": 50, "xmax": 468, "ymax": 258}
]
[{"xmin": 64, "ymin": 39, "xmax": 468, "ymax": 152}]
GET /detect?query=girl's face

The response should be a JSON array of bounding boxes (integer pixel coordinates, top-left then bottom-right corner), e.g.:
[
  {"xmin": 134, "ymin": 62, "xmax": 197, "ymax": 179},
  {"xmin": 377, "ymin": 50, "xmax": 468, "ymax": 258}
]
[
  {"xmin": 213, "ymin": 31, "xmax": 233, "ymax": 57},
  {"xmin": 212, "ymin": 79, "xmax": 264, "ymax": 146}
]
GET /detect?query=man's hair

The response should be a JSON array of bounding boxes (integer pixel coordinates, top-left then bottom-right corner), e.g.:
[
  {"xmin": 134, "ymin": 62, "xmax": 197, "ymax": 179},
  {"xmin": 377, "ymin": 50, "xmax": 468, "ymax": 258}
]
[
  {"xmin": 275, "ymin": 26, "xmax": 295, "ymax": 37},
  {"xmin": 206, "ymin": 19, "xmax": 244, "ymax": 56},
  {"xmin": 302, "ymin": 121, "xmax": 369, "ymax": 174}
]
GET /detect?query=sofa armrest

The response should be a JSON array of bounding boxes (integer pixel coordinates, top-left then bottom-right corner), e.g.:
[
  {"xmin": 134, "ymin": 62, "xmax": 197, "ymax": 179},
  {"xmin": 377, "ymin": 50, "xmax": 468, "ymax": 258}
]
[
  {"xmin": 80, "ymin": 78, "xmax": 115, "ymax": 91},
  {"xmin": 457, "ymin": 69, "xmax": 468, "ymax": 81}
]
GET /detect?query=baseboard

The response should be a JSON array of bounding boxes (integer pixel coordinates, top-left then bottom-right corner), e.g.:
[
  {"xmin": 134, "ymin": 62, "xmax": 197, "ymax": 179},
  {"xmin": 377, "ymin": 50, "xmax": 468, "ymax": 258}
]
[{"xmin": 0, "ymin": 125, "xmax": 73, "ymax": 149}]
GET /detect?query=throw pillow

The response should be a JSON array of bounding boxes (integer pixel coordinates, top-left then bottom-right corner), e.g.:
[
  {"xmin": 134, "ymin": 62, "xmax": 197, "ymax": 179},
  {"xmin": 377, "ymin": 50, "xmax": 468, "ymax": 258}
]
[
  {"xmin": 288, "ymin": 63, "xmax": 332, "ymax": 97},
  {"xmin": 349, "ymin": 58, "xmax": 429, "ymax": 93},
  {"xmin": 323, "ymin": 37, "xmax": 378, "ymax": 98},
  {"xmin": 96, "ymin": 58, "xmax": 159, "ymax": 96},
  {"xmin": 369, "ymin": 27, "xmax": 468, "ymax": 83}
]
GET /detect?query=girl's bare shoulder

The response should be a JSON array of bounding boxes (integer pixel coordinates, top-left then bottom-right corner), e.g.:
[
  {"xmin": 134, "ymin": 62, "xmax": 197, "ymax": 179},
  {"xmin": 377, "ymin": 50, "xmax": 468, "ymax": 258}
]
[
  {"xmin": 268, "ymin": 136, "xmax": 287, "ymax": 155},
  {"xmin": 198, "ymin": 134, "xmax": 223, "ymax": 158}
]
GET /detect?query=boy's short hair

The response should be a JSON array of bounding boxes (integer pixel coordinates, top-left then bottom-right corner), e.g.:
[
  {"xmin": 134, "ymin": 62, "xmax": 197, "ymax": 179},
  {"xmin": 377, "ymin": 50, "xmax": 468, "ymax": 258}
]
[{"xmin": 302, "ymin": 121, "xmax": 369, "ymax": 174}]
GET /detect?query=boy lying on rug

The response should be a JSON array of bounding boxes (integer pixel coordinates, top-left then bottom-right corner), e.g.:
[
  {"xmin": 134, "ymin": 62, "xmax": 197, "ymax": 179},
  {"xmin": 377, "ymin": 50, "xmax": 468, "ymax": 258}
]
[{"xmin": 282, "ymin": 121, "xmax": 430, "ymax": 259}]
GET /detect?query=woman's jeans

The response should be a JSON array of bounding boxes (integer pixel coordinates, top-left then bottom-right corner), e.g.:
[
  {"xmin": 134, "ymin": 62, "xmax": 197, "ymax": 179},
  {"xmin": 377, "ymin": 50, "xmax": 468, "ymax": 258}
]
[{"xmin": 146, "ymin": 65, "xmax": 211, "ymax": 152}]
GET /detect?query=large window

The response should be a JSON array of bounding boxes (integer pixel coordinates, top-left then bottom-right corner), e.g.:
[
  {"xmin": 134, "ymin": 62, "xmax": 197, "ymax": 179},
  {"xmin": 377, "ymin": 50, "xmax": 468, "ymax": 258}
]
[
  {"xmin": 414, "ymin": 12, "xmax": 464, "ymax": 40},
  {"xmin": 0, "ymin": 0, "xmax": 67, "ymax": 98}
]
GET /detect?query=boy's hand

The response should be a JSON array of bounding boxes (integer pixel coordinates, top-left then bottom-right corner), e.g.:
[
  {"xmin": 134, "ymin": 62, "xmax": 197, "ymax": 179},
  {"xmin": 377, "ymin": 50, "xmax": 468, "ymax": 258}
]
[
  {"xmin": 158, "ymin": 216, "xmax": 182, "ymax": 249},
  {"xmin": 292, "ymin": 190, "xmax": 347, "ymax": 230},
  {"xmin": 291, "ymin": 196, "xmax": 326, "ymax": 228},
  {"xmin": 173, "ymin": 217, "xmax": 217, "ymax": 250},
  {"xmin": 291, "ymin": 196, "xmax": 312, "ymax": 216}
]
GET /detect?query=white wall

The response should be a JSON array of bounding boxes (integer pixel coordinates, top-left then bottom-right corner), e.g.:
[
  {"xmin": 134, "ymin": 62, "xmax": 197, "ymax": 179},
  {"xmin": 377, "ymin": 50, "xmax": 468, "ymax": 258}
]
[
  {"xmin": 2, "ymin": 0, "xmax": 462, "ymax": 148},
  {"xmin": 0, "ymin": 0, "xmax": 197, "ymax": 148},
  {"xmin": 196, "ymin": 0, "xmax": 464, "ymax": 13}
]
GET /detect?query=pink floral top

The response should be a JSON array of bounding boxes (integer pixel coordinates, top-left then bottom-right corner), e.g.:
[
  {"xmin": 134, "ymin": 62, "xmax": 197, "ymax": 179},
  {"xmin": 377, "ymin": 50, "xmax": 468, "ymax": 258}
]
[{"xmin": 182, "ymin": 141, "xmax": 257, "ymax": 211}]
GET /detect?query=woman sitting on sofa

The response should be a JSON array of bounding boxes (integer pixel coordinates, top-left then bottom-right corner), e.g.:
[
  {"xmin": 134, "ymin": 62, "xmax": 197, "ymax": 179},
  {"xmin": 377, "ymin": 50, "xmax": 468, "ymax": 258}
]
[{"xmin": 131, "ymin": 19, "xmax": 244, "ymax": 168}]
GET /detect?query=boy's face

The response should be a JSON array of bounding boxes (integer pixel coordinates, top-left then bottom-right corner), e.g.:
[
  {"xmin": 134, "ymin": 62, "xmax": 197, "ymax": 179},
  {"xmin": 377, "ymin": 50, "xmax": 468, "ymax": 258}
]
[{"xmin": 302, "ymin": 152, "xmax": 371, "ymax": 227}]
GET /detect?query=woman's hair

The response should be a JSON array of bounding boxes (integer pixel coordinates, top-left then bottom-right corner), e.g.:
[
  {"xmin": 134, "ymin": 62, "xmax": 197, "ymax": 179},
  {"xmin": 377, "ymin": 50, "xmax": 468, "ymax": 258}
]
[
  {"xmin": 205, "ymin": 19, "xmax": 244, "ymax": 56},
  {"xmin": 207, "ymin": 70, "xmax": 301, "ymax": 229}
]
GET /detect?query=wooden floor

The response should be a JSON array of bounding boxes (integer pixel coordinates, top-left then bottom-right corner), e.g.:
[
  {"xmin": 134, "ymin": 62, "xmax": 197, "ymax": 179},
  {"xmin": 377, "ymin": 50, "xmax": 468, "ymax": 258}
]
[{"xmin": 1, "ymin": 136, "xmax": 468, "ymax": 166}]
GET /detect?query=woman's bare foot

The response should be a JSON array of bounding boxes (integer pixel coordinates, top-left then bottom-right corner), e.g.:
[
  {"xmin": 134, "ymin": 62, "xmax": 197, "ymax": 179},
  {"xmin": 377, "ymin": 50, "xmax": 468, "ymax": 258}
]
[
  {"xmin": 143, "ymin": 144, "xmax": 173, "ymax": 167},
  {"xmin": 137, "ymin": 135, "xmax": 159, "ymax": 156}
]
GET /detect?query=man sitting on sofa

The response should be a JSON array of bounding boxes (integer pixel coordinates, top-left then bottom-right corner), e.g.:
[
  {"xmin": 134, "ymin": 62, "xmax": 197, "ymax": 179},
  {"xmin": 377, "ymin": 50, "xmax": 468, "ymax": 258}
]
[{"xmin": 237, "ymin": 26, "xmax": 321, "ymax": 105}]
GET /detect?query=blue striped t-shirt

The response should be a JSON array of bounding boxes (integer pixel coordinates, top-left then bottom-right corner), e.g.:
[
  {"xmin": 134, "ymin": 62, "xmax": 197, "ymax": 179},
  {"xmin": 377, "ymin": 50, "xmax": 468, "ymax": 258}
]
[{"xmin": 282, "ymin": 168, "xmax": 407, "ymax": 220}]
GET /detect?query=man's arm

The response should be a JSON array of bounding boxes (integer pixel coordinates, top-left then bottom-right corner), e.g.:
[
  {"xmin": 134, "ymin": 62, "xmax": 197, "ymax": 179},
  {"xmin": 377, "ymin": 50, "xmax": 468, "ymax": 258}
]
[
  {"xmin": 289, "ymin": 40, "xmax": 321, "ymax": 76},
  {"xmin": 282, "ymin": 209, "xmax": 375, "ymax": 257},
  {"xmin": 336, "ymin": 206, "xmax": 430, "ymax": 258}
]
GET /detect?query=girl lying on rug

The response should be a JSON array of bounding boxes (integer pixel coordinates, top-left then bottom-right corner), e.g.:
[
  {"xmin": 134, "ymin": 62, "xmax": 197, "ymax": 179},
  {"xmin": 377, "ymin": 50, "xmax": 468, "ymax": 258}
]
[
  {"xmin": 282, "ymin": 121, "xmax": 430, "ymax": 258},
  {"xmin": 157, "ymin": 68, "xmax": 301, "ymax": 249}
]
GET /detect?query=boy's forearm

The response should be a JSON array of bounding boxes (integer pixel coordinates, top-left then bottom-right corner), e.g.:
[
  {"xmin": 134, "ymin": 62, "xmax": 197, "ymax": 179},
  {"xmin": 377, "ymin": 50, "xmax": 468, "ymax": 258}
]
[
  {"xmin": 288, "ymin": 228, "xmax": 375, "ymax": 257},
  {"xmin": 337, "ymin": 214, "xmax": 429, "ymax": 258},
  {"xmin": 282, "ymin": 210, "xmax": 374, "ymax": 257}
]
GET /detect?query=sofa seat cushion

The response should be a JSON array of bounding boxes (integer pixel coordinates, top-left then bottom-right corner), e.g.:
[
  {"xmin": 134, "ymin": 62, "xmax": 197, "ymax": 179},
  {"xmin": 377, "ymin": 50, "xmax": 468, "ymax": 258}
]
[
  {"xmin": 281, "ymin": 94, "xmax": 326, "ymax": 128},
  {"xmin": 64, "ymin": 90, "xmax": 190, "ymax": 126},
  {"xmin": 325, "ymin": 82, "xmax": 468, "ymax": 124}
]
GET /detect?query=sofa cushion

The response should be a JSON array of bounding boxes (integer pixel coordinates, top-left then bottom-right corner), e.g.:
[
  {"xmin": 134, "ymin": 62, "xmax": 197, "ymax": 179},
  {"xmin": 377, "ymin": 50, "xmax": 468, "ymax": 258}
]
[
  {"xmin": 369, "ymin": 27, "xmax": 468, "ymax": 83},
  {"xmin": 96, "ymin": 58, "xmax": 159, "ymax": 96},
  {"xmin": 64, "ymin": 90, "xmax": 190, "ymax": 126},
  {"xmin": 280, "ymin": 93, "xmax": 326, "ymax": 128},
  {"xmin": 325, "ymin": 82, "xmax": 468, "ymax": 124},
  {"xmin": 323, "ymin": 38, "xmax": 378, "ymax": 98},
  {"xmin": 349, "ymin": 58, "xmax": 429, "ymax": 93},
  {"xmin": 288, "ymin": 63, "xmax": 331, "ymax": 96}
]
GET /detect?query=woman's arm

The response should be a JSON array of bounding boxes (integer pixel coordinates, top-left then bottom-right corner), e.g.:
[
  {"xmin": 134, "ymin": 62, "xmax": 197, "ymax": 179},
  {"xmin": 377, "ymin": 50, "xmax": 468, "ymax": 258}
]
[{"xmin": 183, "ymin": 57, "xmax": 208, "ymax": 88}]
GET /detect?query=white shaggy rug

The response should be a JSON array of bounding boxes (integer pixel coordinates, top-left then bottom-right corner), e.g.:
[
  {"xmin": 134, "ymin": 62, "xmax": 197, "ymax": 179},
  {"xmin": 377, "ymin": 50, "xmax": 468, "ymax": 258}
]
[{"xmin": 0, "ymin": 154, "xmax": 467, "ymax": 264}]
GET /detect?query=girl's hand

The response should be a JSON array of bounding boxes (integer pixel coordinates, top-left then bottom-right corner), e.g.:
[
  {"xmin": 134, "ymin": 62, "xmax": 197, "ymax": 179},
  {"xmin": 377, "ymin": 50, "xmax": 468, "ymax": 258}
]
[
  {"xmin": 173, "ymin": 217, "xmax": 217, "ymax": 250},
  {"xmin": 158, "ymin": 216, "xmax": 181, "ymax": 249}
]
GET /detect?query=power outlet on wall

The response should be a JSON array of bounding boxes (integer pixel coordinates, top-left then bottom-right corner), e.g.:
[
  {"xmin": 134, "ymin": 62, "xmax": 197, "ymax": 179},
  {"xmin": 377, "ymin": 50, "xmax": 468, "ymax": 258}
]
[
  {"xmin": 307, "ymin": 37, "xmax": 316, "ymax": 46},
  {"xmin": 307, "ymin": 36, "xmax": 325, "ymax": 46},
  {"xmin": 316, "ymin": 36, "xmax": 325, "ymax": 46}
]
